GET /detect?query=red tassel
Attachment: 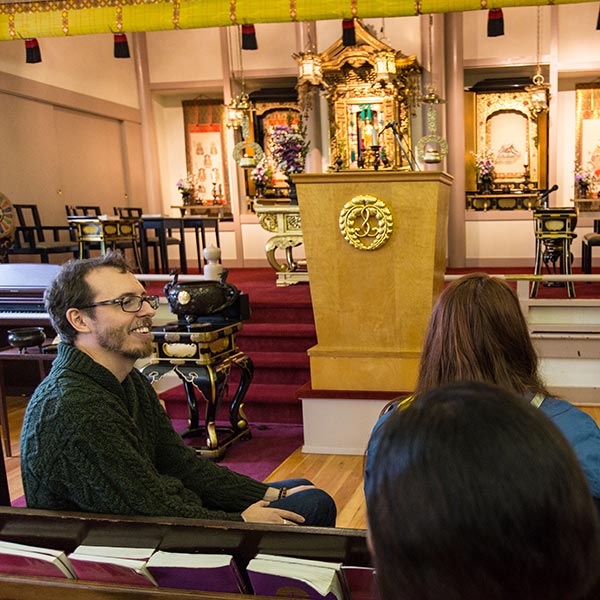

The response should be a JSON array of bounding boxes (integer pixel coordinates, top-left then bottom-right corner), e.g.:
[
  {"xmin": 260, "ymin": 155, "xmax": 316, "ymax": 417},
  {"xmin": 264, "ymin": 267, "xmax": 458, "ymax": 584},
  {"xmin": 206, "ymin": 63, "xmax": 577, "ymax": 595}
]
[
  {"xmin": 342, "ymin": 19, "xmax": 356, "ymax": 46},
  {"xmin": 487, "ymin": 9, "xmax": 504, "ymax": 37},
  {"xmin": 241, "ymin": 24, "xmax": 258, "ymax": 50},
  {"xmin": 25, "ymin": 38, "xmax": 41, "ymax": 64},
  {"xmin": 113, "ymin": 33, "xmax": 130, "ymax": 58}
]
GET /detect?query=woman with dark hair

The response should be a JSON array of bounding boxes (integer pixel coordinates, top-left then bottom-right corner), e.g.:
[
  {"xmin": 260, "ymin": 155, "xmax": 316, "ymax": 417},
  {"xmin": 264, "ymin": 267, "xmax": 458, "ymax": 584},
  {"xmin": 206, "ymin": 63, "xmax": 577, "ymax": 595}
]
[
  {"xmin": 365, "ymin": 273, "xmax": 600, "ymax": 503},
  {"xmin": 366, "ymin": 381, "xmax": 600, "ymax": 600}
]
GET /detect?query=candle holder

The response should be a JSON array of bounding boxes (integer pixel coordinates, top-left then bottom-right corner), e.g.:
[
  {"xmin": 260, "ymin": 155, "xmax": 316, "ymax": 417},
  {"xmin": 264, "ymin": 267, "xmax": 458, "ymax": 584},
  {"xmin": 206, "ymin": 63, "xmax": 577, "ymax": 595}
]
[
  {"xmin": 522, "ymin": 165, "xmax": 533, "ymax": 192},
  {"xmin": 371, "ymin": 145, "xmax": 381, "ymax": 171}
]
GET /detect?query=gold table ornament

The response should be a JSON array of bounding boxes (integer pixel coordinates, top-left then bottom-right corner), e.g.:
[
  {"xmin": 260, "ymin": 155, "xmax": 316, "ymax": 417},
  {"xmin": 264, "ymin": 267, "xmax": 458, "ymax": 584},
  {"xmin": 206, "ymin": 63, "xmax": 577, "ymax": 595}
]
[{"xmin": 339, "ymin": 195, "xmax": 393, "ymax": 250}]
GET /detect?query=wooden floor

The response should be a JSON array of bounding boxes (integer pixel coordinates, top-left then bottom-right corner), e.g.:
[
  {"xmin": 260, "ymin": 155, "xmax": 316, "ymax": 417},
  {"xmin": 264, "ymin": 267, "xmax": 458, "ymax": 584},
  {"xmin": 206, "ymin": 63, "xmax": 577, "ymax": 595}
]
[{"xmin": 5, "ymin": 396, "xmax": 600, "ymax": 531}]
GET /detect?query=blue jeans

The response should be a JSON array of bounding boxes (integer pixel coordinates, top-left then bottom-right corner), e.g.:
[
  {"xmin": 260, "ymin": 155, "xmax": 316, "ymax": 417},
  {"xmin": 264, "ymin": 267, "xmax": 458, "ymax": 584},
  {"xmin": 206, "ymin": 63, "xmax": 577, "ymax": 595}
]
[{"xmin": 267, "ymin": 478, "xmax": 336, "ymax": 527}]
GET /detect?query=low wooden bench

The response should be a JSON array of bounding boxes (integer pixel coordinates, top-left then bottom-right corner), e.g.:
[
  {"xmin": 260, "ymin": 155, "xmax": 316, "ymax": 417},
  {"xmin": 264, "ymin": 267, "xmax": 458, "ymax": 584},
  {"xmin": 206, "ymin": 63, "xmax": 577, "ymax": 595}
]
[{"xmin": 0, "ymin": 507, "xmax": 370, "ymax": 600}]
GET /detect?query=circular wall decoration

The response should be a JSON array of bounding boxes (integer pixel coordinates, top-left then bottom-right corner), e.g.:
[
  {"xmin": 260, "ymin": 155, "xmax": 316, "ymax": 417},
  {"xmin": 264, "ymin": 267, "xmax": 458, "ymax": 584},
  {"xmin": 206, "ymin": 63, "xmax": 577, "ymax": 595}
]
[
  {"xmin": 232, "ymin": 142, "xmax": 264, "ymax": 168},
  {"xmin": 0, "ymin": 193, "xmax": 15, "ymax": 241},
  {"xmin": 0, "ymin": 192, "xmax": 15, "ymax": 262},
  {"xmin": 339, "ymin": 195, "xmax": 393, "ymax": 251},
  {"xmin": 416, "ymin": 134, "xmax": 448, "ymax": 163}
]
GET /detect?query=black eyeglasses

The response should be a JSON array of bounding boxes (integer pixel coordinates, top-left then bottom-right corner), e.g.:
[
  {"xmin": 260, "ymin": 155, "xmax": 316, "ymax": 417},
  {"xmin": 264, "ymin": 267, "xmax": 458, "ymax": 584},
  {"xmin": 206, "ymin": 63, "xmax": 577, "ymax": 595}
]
[{"xmin": 79, "ymin": 294, "xmax": 160, "ymax": 313}]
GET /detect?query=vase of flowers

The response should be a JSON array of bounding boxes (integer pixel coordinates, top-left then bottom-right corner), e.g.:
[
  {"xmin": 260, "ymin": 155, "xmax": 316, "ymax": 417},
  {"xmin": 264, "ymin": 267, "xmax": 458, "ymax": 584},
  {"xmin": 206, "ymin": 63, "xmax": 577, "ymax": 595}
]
[
  {"xmin": 250, "ymin": 159, "xmax": 272, "ymax": 198},
  {"xmin": 574, "ymin": 164, "xmax": 594, "ymax": 199},
  {"xmin": 176, "ymin": 175, "xmax": 195, "ymax": 206},
  {"xmin": 270, "ymin": 121, "xmax": 309, "ymax": 205},
  {"xmin": 472, "ymin": 148, "xmax": 496, "ymax": 194}
]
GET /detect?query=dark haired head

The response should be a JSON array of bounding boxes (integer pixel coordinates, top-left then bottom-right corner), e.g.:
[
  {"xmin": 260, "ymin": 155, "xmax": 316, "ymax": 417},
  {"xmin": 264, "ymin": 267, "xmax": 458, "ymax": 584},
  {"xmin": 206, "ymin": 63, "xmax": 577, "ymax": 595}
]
[
  {"xmin": 415, "ymin": 273, "xmax": 548, "ymax": 397},
  {"xmin": 44, "ymin": 251, "xmax": 133, "ymax": 344},
  {"xmin": 366, "ymin": 382, "xmax": 600, "ymax": 600}
]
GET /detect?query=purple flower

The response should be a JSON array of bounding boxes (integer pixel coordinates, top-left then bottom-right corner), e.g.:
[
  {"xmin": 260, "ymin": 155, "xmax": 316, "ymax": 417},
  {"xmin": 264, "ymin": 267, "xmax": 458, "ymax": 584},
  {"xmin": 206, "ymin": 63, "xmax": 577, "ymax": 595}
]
[{"xmin": 271, "ymin": 123, "xmax": 310, "ymax": 176}]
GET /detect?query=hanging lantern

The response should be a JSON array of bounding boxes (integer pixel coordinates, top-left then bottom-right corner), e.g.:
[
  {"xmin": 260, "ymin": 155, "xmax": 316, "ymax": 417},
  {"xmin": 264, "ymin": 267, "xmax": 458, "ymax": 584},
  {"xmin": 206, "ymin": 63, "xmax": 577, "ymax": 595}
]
[
  {"xmin": 374, "ymin": 51, "xmax": 397, "ymax": 83},
  {"xmin": 526, "ymin": 7, "xmax": 550, "ymax": 119},
  {"xmin": 295, "ymin": 52, "xmax": 324, "ymax": 87},
  {"xmin": 225, "ymin": 92, "xmax": 253, "ymax": 130},
  {"xmin": 526, "ymin": 73, "xmax": 550, "ymax": 118}
]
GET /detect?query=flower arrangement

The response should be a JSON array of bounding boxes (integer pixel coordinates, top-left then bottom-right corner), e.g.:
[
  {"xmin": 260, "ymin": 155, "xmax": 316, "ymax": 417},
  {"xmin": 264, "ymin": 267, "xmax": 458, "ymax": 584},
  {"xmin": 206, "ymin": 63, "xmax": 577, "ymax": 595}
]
[
  {"xmin": 574, "ymin": 162, "xmax": 595, "ymax": 199},
  {"xmin": 176, "ymin": 174, "xmax": 197, "ymax": 205},
  {"xmin": 471, "ymin": 148, "xmax": 496, "ymax": 182},
  {"xmin": 270, "ymin": 121, "xmax": 310, "ymax": 177},
  {"xmin": 250, "ymin": 158, "xmax": 272, "ymax": 187},
  {"xmin": 176, "ymin": 175, "xmax": 195, "ymax": 194},
  {"xmin": 574, "ymin": 163, "xmax": 594, "ymax": 186}
]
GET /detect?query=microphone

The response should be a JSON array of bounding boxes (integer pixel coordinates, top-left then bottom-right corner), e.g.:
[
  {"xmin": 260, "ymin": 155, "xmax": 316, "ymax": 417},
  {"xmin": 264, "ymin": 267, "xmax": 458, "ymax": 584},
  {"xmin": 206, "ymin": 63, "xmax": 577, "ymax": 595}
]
[
  {"xmin": 378, "ymin": 121, "xmax": 398, "ymax": 135},
  {"xmin": 539, "ymin": 184, "xmax": 558, "ymax": 209}
]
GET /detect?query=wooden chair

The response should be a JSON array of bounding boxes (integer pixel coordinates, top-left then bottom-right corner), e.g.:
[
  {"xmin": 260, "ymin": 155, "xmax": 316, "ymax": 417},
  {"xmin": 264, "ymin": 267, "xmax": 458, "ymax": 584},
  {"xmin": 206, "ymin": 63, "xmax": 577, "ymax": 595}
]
[
  {"xmin": 65, "ymin": 205, "xmax": 101, "ymax": 217},
  {"xmin": 114, "ymin": 207, "xmax": 182, "ymax": 273},
  {"xmin": 9, "ymin": 204, "xmax": 78, "ymax": 263},
  {"xmin": 581, "ymin": 219, "xmax": 600, "ymax": 274}
]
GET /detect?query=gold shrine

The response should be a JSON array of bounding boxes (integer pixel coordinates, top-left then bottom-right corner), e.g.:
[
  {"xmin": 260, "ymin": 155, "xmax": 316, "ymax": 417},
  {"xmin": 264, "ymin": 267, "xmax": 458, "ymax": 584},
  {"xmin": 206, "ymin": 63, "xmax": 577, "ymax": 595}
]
[{"xmin": 319, "ymin": 20, "xmax": 420, "ymax": 170}]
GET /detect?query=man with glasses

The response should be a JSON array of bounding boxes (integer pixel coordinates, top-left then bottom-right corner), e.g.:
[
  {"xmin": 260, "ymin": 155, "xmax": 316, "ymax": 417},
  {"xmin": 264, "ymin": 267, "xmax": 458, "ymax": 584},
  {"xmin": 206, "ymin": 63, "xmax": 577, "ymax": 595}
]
[{"xmin": 20, "ymin": 252, "xmax": 336, "ymax": 527}]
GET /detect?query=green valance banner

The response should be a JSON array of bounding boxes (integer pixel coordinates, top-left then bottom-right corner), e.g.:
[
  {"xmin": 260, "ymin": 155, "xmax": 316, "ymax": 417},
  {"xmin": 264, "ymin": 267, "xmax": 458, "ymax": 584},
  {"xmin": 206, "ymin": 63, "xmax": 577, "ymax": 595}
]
[{"xmin": 0, "ymin": 0, "xmax": 591, "ymax": 41}]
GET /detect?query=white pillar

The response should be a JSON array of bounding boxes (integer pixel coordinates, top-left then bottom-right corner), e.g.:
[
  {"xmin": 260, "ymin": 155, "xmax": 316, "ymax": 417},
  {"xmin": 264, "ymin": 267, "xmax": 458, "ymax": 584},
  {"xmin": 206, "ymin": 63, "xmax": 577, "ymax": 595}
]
[
  {"xmin": 131, "ymin": 32, "xmax": 162, "ymax": 215},
  {"xmin": 444, "ymin": 13, "xmax": 466, "ymax": 268}
]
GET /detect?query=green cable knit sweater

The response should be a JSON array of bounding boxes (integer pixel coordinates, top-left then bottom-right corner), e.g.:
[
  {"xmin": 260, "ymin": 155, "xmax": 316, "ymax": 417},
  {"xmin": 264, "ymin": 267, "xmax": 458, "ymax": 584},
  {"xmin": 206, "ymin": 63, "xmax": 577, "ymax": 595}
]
[{"xmin": 20, "ymin": 343, "xmax": 268, "ymax": 520}]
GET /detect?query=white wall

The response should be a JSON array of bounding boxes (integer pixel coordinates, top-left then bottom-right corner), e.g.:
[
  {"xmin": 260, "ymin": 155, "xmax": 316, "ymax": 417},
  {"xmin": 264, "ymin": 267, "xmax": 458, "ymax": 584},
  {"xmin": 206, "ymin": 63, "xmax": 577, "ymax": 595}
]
[
  {"xmin": 147, "ymin": 28, "xmax": 224, "ymax": 83},
  {"xmin": 0, "ymin": 34, "xmax": 139, "ymax": 107}
]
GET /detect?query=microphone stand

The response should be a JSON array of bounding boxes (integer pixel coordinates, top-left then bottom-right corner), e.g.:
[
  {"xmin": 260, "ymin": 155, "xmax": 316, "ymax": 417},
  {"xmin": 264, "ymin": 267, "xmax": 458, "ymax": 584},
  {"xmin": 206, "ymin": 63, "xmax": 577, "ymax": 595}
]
[{"xmin": 389, "ymin": 125, "xmax": 419, "ymax": 171}]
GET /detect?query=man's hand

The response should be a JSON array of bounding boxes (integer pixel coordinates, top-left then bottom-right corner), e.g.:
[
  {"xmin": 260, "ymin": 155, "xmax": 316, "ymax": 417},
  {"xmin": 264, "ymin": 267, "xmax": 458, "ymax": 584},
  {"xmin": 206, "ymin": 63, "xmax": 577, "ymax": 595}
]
[{"xmin": 241, "ymin": 500, "xmax": 305, "ymax": 525}]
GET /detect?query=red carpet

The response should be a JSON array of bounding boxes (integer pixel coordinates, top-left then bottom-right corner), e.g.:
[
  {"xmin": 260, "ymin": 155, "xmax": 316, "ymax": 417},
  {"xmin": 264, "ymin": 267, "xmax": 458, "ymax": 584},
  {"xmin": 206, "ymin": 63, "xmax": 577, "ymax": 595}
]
[{"xmin": 172, "ymin": 420, "xmax": 303, "ymax": 481}]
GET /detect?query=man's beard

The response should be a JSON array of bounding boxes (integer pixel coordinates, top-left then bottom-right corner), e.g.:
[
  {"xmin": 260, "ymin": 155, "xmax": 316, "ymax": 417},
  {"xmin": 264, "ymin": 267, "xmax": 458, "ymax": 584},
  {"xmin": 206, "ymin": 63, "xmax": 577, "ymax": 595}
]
[{"xmin": 97, "ymin": 325, "xmax": 153, "ymax": 361}]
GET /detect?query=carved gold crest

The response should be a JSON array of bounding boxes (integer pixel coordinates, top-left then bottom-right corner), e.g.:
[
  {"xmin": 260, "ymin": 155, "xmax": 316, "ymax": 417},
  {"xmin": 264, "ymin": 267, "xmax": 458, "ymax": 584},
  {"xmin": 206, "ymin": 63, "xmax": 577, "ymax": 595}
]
[{"xmin": 339, "ymin": 195, "xmax": 393, "ymax": 251}]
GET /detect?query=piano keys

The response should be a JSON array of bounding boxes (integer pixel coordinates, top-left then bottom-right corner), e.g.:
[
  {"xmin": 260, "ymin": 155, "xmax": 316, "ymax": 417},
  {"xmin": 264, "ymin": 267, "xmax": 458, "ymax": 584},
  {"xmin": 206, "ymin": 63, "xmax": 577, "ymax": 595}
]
[{"xmin": 0, "ymin": 263, "xmax": 59, "ymax": 332}]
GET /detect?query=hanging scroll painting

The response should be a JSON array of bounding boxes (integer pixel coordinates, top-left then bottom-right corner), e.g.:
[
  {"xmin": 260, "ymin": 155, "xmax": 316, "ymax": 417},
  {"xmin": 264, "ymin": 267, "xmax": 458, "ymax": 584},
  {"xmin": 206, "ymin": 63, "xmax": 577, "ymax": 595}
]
[
  {"xmin": 182, "ymin": 100, "xmax": 230, "ymax": 211},
  {"xmin": 576, "ymin": 84, "xmax": 600, "ymax": 198}
]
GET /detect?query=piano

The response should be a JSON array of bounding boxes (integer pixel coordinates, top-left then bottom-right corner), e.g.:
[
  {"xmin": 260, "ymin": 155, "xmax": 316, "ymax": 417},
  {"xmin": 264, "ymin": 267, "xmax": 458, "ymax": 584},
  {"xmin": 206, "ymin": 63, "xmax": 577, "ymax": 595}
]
[
  {"xmin": 0, "ymin": 264, "xmax": 59, "ymax": 397},
  {"xmin": 0, "ymin": 264, "xmax": 59, "ymax": 331}
]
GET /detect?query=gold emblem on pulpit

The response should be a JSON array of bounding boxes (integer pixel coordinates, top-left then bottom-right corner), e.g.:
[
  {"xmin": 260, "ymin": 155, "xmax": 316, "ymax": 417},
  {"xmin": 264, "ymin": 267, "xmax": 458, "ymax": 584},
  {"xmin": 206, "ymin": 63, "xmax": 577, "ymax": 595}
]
[{"xmin": 339, "ymin": 195, "xmax": 393, "ymax": 250}]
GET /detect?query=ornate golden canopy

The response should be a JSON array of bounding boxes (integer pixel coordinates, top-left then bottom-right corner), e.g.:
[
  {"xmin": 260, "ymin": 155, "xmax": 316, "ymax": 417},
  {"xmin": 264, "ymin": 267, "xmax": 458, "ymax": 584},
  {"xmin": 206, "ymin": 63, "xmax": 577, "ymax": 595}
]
[{"xmin": 318, "ymin": 20, "xmax": 420, "ymax": 170}]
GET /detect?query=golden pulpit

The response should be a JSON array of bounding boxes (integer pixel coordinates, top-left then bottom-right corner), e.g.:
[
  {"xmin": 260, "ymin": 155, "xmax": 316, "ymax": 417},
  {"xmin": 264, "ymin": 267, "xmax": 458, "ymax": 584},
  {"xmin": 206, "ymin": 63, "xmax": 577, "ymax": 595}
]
[{"xmin": 294, "ymin": 171, "xmax": 452, "ymax": 393}]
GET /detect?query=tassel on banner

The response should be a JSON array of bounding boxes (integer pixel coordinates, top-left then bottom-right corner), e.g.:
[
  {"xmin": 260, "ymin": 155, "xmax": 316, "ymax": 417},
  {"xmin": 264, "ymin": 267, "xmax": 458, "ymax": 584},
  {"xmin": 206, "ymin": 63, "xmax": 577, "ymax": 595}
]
[
  {"xmin": 25, "ymin": 38, "xmax": 41, "ymax": 63},
  {"xmin": 342, "ymin": 19, "xmax": 356, "ymax": 46},
  {"xmin": 597, "ymin": 4, "xmax": 600, "ymax": 30},
  {"xmin": 241, "ymin": 24, "xmax": 258, "ymax": 50},
  {"xmin": 487, "ymin": 9, "xmax": 504, "ymax": 37},
  {"xmin": 114, "ymin": 33, "xmax": 131, "ymax": 58}
]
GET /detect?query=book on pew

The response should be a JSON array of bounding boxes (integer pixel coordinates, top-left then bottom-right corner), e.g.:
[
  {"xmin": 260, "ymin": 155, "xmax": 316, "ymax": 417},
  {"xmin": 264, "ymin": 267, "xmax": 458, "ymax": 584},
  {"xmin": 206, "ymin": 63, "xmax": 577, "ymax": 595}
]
[
  {"xmin": 247, "ymin": 553, "xmax": 344, "ymax": 600},
  {"xmin": 69, "ymin": 525, "xmax": 162, "ymax": 561},
  {"xmin": 68, "ymin": 553, "xmax": 157, "ymax": 587},
  {"xmin": 0, "ymin": 540, "xmax": 76, "ymax": 579},
  {"xmin": 146, "ymin": 551, "xmax": 247, "ymax": 592},
  {"xmin": 339, "ymin": 566, "xmax": 379, "ymax": 600}
]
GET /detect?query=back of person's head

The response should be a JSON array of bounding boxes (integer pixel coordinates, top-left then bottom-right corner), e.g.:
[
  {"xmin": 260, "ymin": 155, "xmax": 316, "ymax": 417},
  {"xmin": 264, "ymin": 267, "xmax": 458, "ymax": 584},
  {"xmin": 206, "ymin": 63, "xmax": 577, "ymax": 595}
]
[
  {"xmin": 366, "ymin": 381, "xmax": 600, "ymax": 600},
  {"xmin": 415, "ymin": 273, "xmax": 547, "ymax": 397},
  {"xmin": 45, "ymin": 251, "xmax": 132, "ymax": 344}
]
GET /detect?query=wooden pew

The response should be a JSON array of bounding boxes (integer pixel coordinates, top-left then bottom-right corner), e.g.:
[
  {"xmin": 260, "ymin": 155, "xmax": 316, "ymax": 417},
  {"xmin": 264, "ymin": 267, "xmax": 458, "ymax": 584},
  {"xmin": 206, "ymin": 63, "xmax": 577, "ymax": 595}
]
[{"xmin": 0, "ymin": 507, "xmax": 371, "ymax": 600}]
